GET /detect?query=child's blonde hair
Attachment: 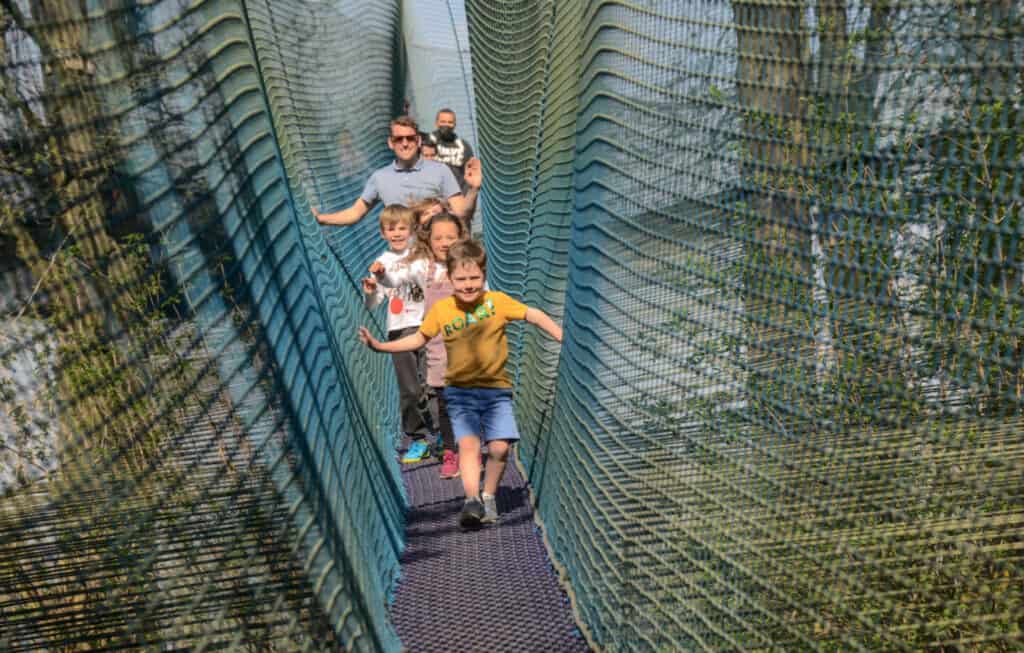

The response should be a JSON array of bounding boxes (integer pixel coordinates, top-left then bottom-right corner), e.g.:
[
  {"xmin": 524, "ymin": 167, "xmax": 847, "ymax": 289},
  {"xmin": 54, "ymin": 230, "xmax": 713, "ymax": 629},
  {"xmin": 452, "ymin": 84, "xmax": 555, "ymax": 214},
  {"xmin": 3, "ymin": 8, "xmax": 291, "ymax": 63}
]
[
  {"xmin": 408, "ymin": 212, "xmax": 466, "ymax": 263},
  {"xmin": 379, "ymin": 204, "xmax": 415, "ymax": 229},
  {"xmin": 445, "ymin": 239, "xmax": 487, "ymax": 276}
]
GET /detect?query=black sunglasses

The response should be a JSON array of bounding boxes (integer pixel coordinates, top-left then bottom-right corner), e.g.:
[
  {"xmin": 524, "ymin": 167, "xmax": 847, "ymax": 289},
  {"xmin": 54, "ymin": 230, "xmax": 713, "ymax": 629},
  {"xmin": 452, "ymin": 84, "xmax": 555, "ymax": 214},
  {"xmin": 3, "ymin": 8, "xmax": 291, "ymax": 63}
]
[{"xmin": 390, "ymin": 134, "xmax": 418, "ymax": 143}]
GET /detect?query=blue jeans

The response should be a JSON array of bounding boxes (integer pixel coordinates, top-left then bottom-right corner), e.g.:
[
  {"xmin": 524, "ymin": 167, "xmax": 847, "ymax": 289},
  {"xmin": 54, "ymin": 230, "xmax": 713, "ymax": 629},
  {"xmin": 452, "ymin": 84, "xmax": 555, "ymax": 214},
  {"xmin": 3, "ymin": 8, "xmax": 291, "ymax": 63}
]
[{"xmin": 442, "ymin": 387, "xmax": 521, "ymax": 444}]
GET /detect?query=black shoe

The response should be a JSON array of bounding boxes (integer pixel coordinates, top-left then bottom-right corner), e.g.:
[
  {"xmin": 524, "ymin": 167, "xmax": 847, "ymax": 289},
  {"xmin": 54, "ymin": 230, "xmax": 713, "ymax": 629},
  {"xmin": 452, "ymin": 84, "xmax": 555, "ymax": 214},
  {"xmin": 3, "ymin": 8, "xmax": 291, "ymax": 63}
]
[
  {"xmin": 431, "ymin": 434, "xmax": 444, "ymax": 460},
  {"xmin": 458, "ymin": 498, "xmax": 484, "ymax": 530}
]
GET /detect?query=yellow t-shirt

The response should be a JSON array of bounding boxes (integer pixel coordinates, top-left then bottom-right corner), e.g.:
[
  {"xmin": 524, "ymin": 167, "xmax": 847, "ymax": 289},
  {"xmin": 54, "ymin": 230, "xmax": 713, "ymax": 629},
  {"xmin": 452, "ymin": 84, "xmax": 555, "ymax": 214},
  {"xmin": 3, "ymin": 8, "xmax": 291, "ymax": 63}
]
[{"xmin": 419, "ymin": 291, "xmax": 528, "ymax": 388}]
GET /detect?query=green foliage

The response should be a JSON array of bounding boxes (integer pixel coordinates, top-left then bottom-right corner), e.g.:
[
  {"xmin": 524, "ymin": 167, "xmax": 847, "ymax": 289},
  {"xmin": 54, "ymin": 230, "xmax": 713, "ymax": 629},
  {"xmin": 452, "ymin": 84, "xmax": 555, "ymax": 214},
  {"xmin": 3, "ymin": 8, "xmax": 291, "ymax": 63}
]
[
  {"xmin": 42, "ymin": 228, "xmax": 191, "ymax": 477},
  {"xmin": 721, "ymin": 3, "xmax": 1024, "ymax": 650},
  {"xmin": 917, "ymin": 99, "xmax": 1024, "ymax": 416}
]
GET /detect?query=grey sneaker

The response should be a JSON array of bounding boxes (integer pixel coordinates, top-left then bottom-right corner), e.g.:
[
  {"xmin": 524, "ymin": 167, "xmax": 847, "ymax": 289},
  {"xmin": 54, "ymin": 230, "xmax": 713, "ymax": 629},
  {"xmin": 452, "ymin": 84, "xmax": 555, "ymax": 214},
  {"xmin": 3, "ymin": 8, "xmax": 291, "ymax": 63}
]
[
  {"xmin": 481, "ymin": 494, "xmax": 499, "ymax": 524},
  {"xmin": 458, "ymin": 498, "xmax": 484, "ymax": 529}
]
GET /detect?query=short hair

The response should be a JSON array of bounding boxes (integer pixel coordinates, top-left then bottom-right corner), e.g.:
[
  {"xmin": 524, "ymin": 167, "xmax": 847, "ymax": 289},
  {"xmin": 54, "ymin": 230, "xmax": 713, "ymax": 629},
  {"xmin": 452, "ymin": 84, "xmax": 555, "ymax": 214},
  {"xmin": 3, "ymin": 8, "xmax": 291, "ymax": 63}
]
[
  {"xmin": 389, "ymin": 115, "xmax": 419, "ymax": 134},
  {"xmin": 436, "ymin": 108, "xmax": 456, "ymax": 119},
  {"xmin": 446, "ymin": 239, "xmax": 487, "ymax": 276},
  {"xmin": 420, "ymin": 138, "xmax": 438, "ymax": 151},
  {"xmin": 379, "ymin": 204, "xmax": 415, "ymax": 229}
]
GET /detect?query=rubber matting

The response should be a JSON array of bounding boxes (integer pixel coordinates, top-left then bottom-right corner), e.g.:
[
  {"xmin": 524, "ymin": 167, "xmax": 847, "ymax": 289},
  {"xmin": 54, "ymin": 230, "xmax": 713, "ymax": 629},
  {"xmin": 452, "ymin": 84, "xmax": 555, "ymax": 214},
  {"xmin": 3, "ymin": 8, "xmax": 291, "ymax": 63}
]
[{"xmin": 388, "ymin": 444, "xmax": 591, "ymax": 653}]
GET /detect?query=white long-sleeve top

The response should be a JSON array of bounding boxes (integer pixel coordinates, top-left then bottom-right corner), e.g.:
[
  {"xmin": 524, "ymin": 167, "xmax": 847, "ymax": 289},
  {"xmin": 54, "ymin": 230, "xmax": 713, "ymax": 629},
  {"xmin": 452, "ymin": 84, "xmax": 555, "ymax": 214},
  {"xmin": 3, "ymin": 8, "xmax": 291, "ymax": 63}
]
[
  {"xmin": 365, "ymin": 248, "xmax": 425, "ymax": 333},
  {"xmin": 376, "ymin": 257, "xmax": 447, "ymax": 295},
  {"xmin": 378, "ymin": 257, "xmax": 487, "ymax": 387}
]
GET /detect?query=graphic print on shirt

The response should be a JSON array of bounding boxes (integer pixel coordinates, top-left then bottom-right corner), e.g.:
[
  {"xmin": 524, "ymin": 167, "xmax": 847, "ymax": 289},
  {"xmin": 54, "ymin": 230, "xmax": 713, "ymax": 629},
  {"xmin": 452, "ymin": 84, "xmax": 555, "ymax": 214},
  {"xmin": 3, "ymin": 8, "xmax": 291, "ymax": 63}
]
[
  {"xmin": 442, "ymin": 299, "xmax": 497, "ymax": 336},
  {"xmin": 436, "ymin": 139, "xmax": 468, "ymax": 169},
  {"xmin": 385, "ymin": 278, "xmax": 422, "ymax": 314}
]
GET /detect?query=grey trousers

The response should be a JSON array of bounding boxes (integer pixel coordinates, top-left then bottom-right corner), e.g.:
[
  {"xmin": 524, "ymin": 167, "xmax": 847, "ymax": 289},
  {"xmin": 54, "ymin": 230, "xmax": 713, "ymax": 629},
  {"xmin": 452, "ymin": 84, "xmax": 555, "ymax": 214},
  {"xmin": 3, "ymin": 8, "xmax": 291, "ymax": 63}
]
[
  {"xmin": 389, "ymin": 326, "xmax": 429, "ymax": 438},
  {"xmin": 425, "ymin": 385, "xmax": 456, "ymax": 452}
]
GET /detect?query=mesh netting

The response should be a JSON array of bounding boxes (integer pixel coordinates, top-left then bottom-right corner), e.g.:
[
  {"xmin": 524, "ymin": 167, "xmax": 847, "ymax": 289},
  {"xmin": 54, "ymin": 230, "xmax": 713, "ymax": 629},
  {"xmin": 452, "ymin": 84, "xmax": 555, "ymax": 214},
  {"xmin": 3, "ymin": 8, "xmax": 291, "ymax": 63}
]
[
  {"xmin": 401, "ymin": 0, "xmax": 478, "ymax": 147},
  {"xmin": 1, "ymin": 1, "xmax": 406, "ymax": 649},
  {"xmin": 2, "ymin": 0, "xmax": 1024, "ymax": 651},
  {"xmin": 466, "ymin": 0, "xmax": 1024, "ymax": 650}
]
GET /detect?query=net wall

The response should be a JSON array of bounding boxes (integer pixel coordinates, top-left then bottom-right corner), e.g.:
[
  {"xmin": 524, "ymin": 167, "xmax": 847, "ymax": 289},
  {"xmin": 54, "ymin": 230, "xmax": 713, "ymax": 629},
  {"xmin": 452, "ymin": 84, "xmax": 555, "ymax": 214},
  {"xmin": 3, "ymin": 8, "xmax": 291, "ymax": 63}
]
[
  {"xmin": 467, "ymin": 0, "xmax": 1024, "ymax": 650},
  {"xmin": 401, "ymin": 0, "xmax": 478, "ymax": 147},
  {"xmin": 1, "ymin": 1, "xmax": 407, "ymax": 650}
]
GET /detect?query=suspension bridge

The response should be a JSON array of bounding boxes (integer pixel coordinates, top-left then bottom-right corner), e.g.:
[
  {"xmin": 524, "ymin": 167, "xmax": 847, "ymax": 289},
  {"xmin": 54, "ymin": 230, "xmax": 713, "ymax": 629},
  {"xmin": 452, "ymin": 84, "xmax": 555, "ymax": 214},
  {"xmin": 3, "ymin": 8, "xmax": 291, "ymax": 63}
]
[{"xmin": 1, "ymin": 1, "xmax": 1022, "ymax": 651}]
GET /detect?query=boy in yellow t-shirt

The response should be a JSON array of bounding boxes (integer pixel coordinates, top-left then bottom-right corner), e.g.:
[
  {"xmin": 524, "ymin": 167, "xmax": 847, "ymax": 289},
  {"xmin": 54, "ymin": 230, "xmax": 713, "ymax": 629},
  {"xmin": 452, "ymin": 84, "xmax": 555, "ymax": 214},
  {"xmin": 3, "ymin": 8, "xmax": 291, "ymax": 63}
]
[{"xmin": 358, "ymin": 240, "xmax": 562, "ymax": 529}]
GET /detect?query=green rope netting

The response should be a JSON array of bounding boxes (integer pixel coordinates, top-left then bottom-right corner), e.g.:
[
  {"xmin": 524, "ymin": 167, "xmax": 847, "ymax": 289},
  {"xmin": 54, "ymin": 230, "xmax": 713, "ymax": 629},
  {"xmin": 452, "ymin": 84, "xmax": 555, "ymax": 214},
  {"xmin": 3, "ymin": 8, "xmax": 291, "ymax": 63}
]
[
  {"xmin": 1, "ymin": 0, "xmax": 1023, "ymax": 651},
  {"xmin": 1, "ymin": 1, "xmax": 406, "ymax": 650},
  {"xmin": 467, "ymin": 0, "xmax": 1024, "ymax": 650}
]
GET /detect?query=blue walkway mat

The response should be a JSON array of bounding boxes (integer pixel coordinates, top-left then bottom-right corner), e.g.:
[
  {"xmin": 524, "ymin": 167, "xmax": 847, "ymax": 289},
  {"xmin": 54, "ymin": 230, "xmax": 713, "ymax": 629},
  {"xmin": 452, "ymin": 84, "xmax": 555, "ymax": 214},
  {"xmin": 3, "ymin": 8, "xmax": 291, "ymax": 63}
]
[{"xmin": 388, "ymin": 446, "xmax": 591, "ymax": 653}]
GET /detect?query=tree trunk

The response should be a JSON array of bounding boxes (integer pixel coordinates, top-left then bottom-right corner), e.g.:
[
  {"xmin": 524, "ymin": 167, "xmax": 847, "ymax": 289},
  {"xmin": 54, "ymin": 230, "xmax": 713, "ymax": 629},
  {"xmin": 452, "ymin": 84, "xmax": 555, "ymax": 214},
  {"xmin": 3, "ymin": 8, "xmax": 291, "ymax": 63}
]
[{"xmin": 732, "ymin": 0, "xmax": 814, "ymax": 431}]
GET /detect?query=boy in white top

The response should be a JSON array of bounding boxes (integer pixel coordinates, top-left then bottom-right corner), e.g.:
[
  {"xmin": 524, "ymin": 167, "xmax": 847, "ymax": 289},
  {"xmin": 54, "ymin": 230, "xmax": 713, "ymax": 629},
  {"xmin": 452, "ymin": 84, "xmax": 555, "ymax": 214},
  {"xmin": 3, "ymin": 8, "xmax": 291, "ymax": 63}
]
[{"xmin": 363, "ymin": 205, "xmax": 431, "ymax": 462}]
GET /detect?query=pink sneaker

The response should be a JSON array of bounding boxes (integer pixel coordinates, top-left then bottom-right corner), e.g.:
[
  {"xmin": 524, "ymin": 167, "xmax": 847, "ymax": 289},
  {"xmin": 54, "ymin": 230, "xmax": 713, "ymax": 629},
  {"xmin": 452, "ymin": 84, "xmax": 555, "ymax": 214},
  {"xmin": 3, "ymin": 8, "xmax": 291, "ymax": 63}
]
[{"xmin": 439, "ymin": 450, "xmax": 460, "ymax": 479}]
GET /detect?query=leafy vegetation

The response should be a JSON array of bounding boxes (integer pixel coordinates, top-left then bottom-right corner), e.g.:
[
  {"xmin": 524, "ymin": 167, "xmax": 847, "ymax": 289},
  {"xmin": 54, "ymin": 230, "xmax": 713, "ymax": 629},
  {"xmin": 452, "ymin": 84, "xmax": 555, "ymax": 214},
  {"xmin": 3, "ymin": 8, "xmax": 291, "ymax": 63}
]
[{"xmin": 0, "ymin": 4, "xmax": 334, "ymax": 649}]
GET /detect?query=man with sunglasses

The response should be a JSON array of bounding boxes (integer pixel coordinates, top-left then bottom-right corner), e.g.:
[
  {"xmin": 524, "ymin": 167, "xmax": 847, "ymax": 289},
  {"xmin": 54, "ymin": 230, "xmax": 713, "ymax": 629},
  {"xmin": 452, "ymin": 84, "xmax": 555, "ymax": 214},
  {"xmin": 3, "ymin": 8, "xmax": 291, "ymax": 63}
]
[{"xmin": 313, "ymin": 116, "xmax": 480, "ymax": 226}]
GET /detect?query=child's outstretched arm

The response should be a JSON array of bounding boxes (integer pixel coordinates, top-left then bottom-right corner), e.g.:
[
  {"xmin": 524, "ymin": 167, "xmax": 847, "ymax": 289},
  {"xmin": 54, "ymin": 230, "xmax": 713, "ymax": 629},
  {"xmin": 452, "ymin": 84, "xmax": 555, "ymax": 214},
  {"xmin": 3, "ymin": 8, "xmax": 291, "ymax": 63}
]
[
  {"xmin": 362, "ymin": 276, "xmax": 384, "ymax": 309},
  {"xmin": 358, "ymin": 327, "xmax": 427, "ymax": 352},
  {"xmin": 524, "ymin": 307, "xmax": 563, "ymax": 343}
]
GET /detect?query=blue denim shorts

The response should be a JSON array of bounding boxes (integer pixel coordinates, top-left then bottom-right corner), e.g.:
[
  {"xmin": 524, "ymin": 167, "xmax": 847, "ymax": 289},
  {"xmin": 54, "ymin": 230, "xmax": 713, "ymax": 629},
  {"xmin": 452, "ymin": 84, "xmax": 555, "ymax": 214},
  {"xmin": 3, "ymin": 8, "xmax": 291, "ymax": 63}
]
[{"xmin": 442, "ymin": 387, "xmax": 521, "ymax": 444}]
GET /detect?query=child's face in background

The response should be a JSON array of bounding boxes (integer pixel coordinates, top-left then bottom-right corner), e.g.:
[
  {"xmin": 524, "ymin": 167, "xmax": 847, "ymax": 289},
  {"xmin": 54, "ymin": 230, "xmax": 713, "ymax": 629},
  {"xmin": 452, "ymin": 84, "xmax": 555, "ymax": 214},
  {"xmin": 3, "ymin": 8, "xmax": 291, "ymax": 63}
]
[
  {"xmin": 381, "ymin": 221, "xmax": 412, "ymax": 252},
  {"xmin": 450, "ymin": 261, "xmax": 485, "ymax": 304},
  {"xmin": 429, "ymin": 221, "xmax": 460, "ymax": 262}
]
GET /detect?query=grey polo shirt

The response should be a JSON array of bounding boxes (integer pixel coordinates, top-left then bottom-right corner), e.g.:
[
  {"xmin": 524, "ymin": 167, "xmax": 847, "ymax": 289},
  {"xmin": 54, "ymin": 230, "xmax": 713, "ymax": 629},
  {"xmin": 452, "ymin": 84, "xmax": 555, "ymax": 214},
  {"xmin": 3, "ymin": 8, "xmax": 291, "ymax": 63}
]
[{"xmin": 359, "ymin": 158, "xmax": 462, "ymax": 208}]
